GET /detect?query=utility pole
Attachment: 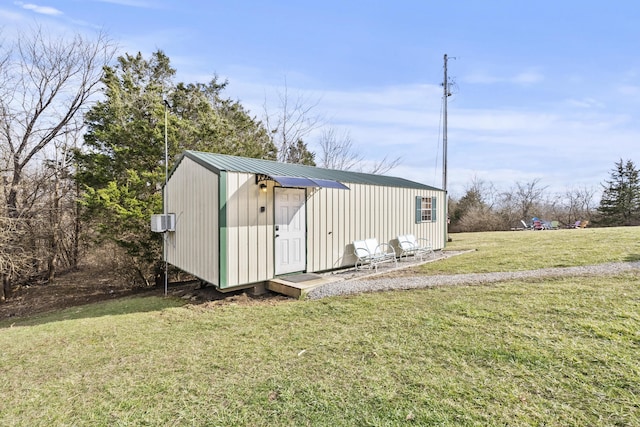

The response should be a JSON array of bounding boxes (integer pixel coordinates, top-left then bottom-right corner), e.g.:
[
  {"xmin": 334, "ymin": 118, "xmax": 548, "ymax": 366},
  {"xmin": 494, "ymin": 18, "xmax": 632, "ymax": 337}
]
[
  {"xmin": 442, "ymin": 54, "xmax": 453, "ymax": 242},
  {"xmin": 443, "ymin": 54, "xmax": 449, "ymax": 192}
]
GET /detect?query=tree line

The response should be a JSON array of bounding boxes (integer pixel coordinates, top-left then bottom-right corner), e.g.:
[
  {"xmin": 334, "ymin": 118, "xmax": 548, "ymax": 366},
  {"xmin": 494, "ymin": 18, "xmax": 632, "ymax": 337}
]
[{"xmin": 448, "ymin": 159, "xmax": 640, "ymax": 232}]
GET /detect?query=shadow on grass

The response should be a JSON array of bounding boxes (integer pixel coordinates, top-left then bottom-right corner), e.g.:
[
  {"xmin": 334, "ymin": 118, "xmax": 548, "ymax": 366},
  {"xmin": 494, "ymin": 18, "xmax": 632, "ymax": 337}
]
[
  {"xmin": 0, "ymin": 283, "xmax": 288, "ymax": 329},
  {"xmin": 625, "ymin": 254, "xmax": 640, "ymax": 262},
  {"xmin": 0, "ymin": 294, "xmax": 186, "ymax": 329}
]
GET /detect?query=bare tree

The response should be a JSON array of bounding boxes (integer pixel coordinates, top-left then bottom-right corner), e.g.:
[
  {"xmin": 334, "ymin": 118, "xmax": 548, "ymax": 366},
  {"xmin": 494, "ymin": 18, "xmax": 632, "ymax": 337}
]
[
  {"xmin": 264, "ymin": 80, "xmax": 401, "ymax": 172},
  {"xmin": 318, "ymin": 127, "xmax": 401, "ymax": 174},
  {"xmin": 43, "ymin": 134, "xmax": 83, "ymax": 281},
  {"xmin": 318, "ymin": 127, "xmax": 362, "ymax": 170},
  {"xmin": 456, "ymin": 205, "xmax": 504, "ymax": 232},
  {"xmin": 578, "ymin": 186, "xmax": 597, "ymax": 219},
  {"xmin": 558, "ymin": 185, "xmax": 598, "ymax": 226},
  {"xmin": 494, "ymin": 179, "xmax": 548, "ymax": 229},
  {"xmin": 0, "ymin": 26, "xmax": 114, "ymax": 295},
  {"xmin": 263, "ymin": 81, "xmax": 322, "ymax": 164},
  {"xmin": 512, "ymin": 179, "xmax": 548, "ymax": 220},
  {"xmin": 367, "ymin": 155, "xmax": 402, "ymax": 175},
  {"xmin": 0, "ymin": 217, "xmax": 30, "ymax": 301},
  {"xmin": 1, "ymin": 26, "xmax": 114, "ymax": 218}
]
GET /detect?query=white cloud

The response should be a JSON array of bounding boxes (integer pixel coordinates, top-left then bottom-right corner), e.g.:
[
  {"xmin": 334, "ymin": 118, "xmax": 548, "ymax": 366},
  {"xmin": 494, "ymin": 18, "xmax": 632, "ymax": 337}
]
[
  {"xmin": 463, "ymin": 72, "xmax": 500, "ymax": 84},
  {"xmin": 14, "ymin": 1, "xmax": 62, "ymax": 16},
  {"xmin": 564, "ymin": 97, "xmax": 605, "ymax": 108},
  {"xmin": 617, "ymin": 85, "xmax": 640, "ymax": 96},
  {"xmin": 0, "ymin": 8, "xmax": 23, "ymax": 21},
  {"xmin": 91, "ymin": 0, "xmax": 162, "ymax": 8},
  {"xmin": 463, "ymin": 69, "xmax": 544, "ymax": 86},
  {"xmin": 455, "ymin": 109, "xmax": 557, "ymax": 133},
  {"xmin": 511, "ymin": 71, "xmax": 544, "ymax": 84}
]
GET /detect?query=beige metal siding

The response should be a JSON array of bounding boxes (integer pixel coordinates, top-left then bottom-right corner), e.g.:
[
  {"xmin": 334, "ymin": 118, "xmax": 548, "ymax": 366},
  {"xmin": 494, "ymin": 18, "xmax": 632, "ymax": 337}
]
[
  {"xmin": 165, "ymin": 157, "xmax": 219, "ymax": 285},
  {"xmin": 223, "ymin": 172, "xmax": 274, "ymax": 287},
  {"xmin": 306, "ymin": 184, "xmax": 446, "ymax": 272}
]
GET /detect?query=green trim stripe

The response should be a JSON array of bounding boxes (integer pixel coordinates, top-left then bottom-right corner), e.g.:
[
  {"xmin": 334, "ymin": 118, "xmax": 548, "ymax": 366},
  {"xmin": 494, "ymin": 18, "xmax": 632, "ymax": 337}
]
[
  {"xmin": 432, "ymin": 196, "xmax": 437, "ymax": 221},
  {"xmin": 218, "ymin": 171, "xmax": 228, "ymax": 288}
]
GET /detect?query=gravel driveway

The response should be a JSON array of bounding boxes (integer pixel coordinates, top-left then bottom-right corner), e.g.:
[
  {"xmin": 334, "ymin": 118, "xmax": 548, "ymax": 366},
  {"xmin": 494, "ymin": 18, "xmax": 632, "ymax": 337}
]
[{"xmin": 306, "ymin": 259, "xmax": 640, "ymax": 300}]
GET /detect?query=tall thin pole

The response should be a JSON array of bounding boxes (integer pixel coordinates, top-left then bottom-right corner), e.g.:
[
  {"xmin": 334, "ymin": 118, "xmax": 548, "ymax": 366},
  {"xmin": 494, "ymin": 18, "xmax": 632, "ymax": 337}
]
[
  {"xmin": 163, "ymin": 100, "xmax": 169, "ymax": 296},
  {"xmin": 442, "ymin": 54, "xmax": 451, "ymax": 243},
  {"xmin": 443, "ymin": 54, "xmax": 448, "ymax": 192}
]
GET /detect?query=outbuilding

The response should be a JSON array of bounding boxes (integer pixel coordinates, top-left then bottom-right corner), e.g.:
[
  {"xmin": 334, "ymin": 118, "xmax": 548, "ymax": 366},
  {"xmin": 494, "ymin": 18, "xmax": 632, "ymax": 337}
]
[{"xmin": 163, "ymin": 150, "xmax": 446, "ymax": 292}]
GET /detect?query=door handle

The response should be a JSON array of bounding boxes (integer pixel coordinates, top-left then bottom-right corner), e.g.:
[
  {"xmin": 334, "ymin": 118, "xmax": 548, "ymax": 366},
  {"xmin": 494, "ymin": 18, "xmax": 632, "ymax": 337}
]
[{"xmin": 275, "ymin": 234, "xmax": 280, "ymax": 238}]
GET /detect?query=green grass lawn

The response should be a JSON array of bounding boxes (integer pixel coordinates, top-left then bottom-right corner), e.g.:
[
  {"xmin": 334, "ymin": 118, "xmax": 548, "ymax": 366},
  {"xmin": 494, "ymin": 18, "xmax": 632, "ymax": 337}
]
[
  {"xmin": 1, "ymin": 227, "xmax": 639, "ymax": 426},
  {"xmin": 429, "ymin": 227, "xmax": 640, "ymax": 274}
]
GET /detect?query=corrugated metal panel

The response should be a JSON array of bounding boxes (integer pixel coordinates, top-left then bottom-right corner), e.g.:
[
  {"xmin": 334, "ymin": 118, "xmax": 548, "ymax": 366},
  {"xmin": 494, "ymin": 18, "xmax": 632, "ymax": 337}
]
[
  {"xmin": 165, "ymin": 157, "xmax": 219, "ymax": 285},
  {"xmin": 305, "ymin": 184, "xmax": 446, "ymax": 272},
  {"xmin": 176, "ymin": 150, "xmax": 439, "ymax": 191},
  {"xmin": 222, "ymin": 171, "xmax": 273, "ymax": 288}
]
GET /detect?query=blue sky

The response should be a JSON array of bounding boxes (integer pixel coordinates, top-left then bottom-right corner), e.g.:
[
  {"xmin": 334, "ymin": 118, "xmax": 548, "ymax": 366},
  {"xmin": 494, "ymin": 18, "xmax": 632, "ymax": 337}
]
[{"xmin": 1, "ymin": 1, "xmax": 639, "ymax": 198}]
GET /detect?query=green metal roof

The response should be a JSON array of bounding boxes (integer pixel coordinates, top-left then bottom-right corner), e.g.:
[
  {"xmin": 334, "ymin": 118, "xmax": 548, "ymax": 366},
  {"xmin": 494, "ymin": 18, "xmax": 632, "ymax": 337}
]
[{"xmin": 178, "ymin": 150, "xmax": 441, "ymax": 191}]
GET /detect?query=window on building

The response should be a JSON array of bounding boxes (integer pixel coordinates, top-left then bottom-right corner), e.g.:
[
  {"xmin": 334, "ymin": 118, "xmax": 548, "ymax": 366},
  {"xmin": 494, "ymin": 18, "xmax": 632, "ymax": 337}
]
[{"xmin": 415, "ymin": 196, "xmax": 437, "ymax": 223}]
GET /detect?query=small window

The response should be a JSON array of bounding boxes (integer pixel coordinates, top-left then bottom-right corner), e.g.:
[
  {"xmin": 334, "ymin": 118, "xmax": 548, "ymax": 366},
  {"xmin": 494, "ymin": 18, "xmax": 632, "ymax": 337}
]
[{"xmin": 415, "ymin": 196, "xmax": 437, "ymax": 223}]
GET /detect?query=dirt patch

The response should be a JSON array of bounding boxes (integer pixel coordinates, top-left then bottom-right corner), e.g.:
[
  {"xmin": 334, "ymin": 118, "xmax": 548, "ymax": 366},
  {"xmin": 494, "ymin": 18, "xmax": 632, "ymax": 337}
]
[
  {"xmin": 0, "ymin": 267, "xmax": 292, "ymax": 320},
  {"xmin": 170, "ymin": 282, "xmax": 292, "ymax": 311}
]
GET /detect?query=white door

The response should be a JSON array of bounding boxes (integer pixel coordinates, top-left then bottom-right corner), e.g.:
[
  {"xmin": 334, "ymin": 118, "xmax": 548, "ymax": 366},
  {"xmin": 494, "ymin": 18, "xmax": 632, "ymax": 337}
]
[{"xmin": 274, "ymin": 188, "xmax": 306, "ymax": 275}]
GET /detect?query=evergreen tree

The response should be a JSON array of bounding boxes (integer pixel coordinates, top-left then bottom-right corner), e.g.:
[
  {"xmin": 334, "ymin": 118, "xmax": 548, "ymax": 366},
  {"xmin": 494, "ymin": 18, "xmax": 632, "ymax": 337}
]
[
  {"xmin": 452, "ymin": 187, "xmax": 484, "ymax": 223},
  {"xmin": 76, "ymin": 50, "xmax": 276, "ymax": 285},
  {"xmin": 284, "ymin": 139, "xmax": 316, "ymax": 166},
  {"xmin": 168, "ymin": 81, "xmax": 276, "ymax": 159},
  {"xmin": 597, "ymin": 159, "xmax": 640, "ymax": 226}
]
